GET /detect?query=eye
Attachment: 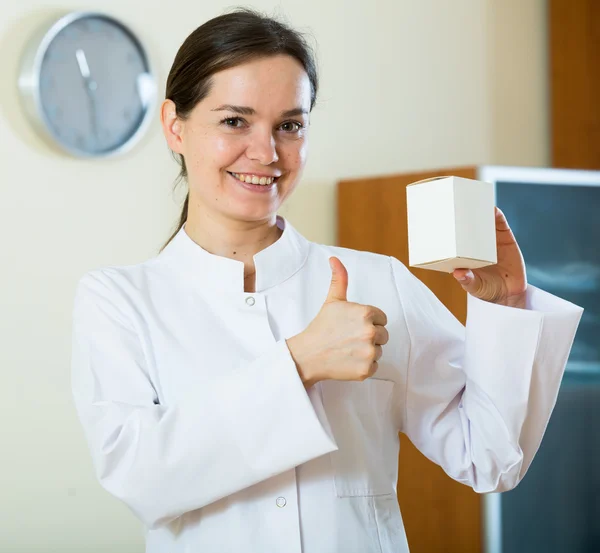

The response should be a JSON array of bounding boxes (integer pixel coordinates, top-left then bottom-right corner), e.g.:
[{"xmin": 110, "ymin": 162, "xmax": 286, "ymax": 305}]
[
  {"xmin": 221, "ymin": 117, "xmax": 245, "ymax": 128},
  {"xmin": 280, "ymin": 121, "xmax": 303, "ymax": 133}
]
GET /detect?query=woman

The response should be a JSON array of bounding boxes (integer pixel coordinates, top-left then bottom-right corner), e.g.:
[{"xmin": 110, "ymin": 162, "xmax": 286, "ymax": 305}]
[{"xmin": 70, "ymin": 8, "xmax": 583, "ymax": 553}]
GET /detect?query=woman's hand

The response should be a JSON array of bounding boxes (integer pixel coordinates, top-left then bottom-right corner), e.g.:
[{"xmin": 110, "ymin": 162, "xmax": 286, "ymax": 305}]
[
  {"xmin": 286, "ymin": 257, "xmax": 389, "ymax": 387},
  {"xmin": 452, "ymin": 207, "xmax": 528, "ymax": 308}
]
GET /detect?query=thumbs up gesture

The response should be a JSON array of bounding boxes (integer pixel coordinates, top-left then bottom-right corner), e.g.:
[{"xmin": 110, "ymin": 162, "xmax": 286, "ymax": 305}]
[{"xmin": 286, "ymin": 257, "xmax": 390, "ymax": 388}]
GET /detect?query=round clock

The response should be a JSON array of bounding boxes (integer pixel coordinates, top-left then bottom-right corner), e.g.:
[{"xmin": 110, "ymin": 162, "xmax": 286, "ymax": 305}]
[{"xmin": 18, "ymin": 11, "xmax": 157, "ymax": 158}]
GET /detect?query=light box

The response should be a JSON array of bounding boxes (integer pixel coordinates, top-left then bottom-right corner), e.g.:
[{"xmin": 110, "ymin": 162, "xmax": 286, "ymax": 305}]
[{"xmin": 406, "ymin": 175, "xmax": 497, "ymax": 272}]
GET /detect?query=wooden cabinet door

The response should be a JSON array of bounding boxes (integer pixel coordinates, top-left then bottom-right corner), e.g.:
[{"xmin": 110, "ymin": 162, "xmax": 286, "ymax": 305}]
[
  {"xmin": 337, "ymin": 166, "xmax": 482, "ymax": 553},
  {"xmin": 550, "ymin": 0, "xmax": 600, "ymax": 169}
]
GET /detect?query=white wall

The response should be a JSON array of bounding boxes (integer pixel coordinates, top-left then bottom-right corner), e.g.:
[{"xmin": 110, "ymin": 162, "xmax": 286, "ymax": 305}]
[{"xmin": 0, "ymin": 0, "xmax": 547, "ymax": 550}]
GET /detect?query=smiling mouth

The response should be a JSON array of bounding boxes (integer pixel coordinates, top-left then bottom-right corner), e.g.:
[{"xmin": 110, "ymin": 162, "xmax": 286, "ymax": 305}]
[{"xmin": 227, "ymin": 172, "xmax": 280, "ymax": 186}]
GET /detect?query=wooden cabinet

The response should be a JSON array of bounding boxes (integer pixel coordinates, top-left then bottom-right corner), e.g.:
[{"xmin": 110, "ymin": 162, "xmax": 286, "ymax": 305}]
[
  {"xmin": 337, "ymin": 165, "xmax": 483, "ymax": 553},
  {"xmin": 549, "ymin": 0, "xmax": 600, "ymax": 169}
]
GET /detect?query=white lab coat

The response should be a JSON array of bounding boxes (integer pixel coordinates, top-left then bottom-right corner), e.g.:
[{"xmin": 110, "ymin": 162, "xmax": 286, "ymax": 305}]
[{"xmin": 70, "ymin": 215, "xmax": 583, "ymax": 553}]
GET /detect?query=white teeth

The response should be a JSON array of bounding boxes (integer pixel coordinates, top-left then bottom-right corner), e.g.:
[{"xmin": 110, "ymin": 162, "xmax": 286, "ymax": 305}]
[{"xmin": 231, "ymin": 172, "xmax": 276, "ymax": 185}]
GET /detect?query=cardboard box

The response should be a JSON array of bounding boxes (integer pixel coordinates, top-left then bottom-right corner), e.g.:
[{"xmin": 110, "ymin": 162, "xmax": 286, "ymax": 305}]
[{"xmin": 406, "ymin": 175, "xmax": 497, "ymax": 273}]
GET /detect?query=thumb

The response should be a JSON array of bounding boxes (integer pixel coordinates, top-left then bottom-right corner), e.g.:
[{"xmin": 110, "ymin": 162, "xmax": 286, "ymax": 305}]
[
  {"xmin": 325, "ymin": 256, "xmax": 348, "ymax": 303},
  {"xmin": 453, "ymin": 269, "xmax": 483, "ymax": 295}
]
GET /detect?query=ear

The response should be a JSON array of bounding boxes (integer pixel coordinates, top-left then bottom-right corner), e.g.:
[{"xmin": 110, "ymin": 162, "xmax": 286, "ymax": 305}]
[{"xmin": 160, "ymin": 99, "xmax": 184, "ymax": 154}]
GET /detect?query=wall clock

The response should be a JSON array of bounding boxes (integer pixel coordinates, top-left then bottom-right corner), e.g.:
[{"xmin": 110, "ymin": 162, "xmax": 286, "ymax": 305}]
[{"xmin": 18, "ymin": 11, "xmax": 157, "ymax": 158}]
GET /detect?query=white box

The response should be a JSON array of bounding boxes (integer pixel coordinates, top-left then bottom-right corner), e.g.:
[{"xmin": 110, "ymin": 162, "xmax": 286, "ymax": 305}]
[{"xmin": 406, "ymin": 175, "xmax": 497, "ymax": 273}]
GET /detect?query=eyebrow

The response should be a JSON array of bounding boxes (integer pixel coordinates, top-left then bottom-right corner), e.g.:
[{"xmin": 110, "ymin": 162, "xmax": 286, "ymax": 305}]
[{"xmin": 211, "ymin": 104, "xmax": 308, "ymax": 117}]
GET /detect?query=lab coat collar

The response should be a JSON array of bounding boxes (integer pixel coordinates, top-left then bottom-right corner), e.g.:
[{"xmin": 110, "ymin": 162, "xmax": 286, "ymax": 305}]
[{"xmin": 159, "ymin": 215, "xmax": 310, "ymax": 293}]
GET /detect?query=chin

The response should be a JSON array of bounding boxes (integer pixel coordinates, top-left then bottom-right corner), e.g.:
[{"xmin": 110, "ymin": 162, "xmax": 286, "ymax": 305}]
[{"xmin": 234, "ymin": 206, "xmax": 280, "ymax": 222}]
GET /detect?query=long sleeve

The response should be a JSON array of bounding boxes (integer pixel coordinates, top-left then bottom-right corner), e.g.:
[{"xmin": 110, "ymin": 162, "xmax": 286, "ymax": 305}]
[
  {"xmin": 70, "ymin": 272, "xmax": 337, "ymax": 530},
  {"xmin": 389, "ymin": 256, "xmax": 584, "ymax": 493}
]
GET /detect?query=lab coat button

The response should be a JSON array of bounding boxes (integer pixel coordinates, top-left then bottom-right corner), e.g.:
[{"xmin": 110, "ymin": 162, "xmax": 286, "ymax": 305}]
[
  {"xmin": 245, "ymin": 296, "xmax": 256, "ymax": 306},
  {"xmin": 276, "ymin": 496, "xmax": 286, "ymax": 508}
]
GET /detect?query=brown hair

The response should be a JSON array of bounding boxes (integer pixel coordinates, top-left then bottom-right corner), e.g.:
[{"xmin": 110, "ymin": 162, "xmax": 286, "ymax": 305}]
[{"xmin": 159, "ymin": 7, "xmax": 319, "ymax": 253}]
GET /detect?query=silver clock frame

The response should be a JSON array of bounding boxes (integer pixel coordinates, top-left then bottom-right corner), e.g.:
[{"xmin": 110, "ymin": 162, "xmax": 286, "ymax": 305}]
[{"xmin": 17, "ymin": 10, "xmax": 157, "ymax": 159}]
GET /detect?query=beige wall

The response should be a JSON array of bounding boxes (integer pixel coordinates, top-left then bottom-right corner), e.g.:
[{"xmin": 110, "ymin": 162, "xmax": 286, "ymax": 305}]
[{"xmin": 0, "ymin": 0, "xmax": 547, "ymax": 550}]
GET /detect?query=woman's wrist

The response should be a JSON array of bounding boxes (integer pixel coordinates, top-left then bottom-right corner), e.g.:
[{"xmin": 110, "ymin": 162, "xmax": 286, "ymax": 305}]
[
  {"xmin": 493, "ymin": 287, "xmax": 528, "ymax": 309},
  {"xmin": 286, "ymin": 336, "xmax": 319, "ymax": 388}
]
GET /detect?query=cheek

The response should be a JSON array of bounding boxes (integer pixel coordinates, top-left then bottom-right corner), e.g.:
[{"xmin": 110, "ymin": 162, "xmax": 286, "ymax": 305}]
[
  {"xmin": 281, "ymin": 139, "xmax": 308, "ymax": 170},
  {"xmin": 213, "ymin": 135, "xmax": 243, "ymax": 159},
  {"xmin": 187, "ymin": 132, "xmax": 244, "ymax": 168}
]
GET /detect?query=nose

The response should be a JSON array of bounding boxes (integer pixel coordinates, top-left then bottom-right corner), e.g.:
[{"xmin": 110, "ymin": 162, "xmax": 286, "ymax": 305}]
[{"xmin": 245, "ymin": 127, "xmax": 279, "ymax": 165}]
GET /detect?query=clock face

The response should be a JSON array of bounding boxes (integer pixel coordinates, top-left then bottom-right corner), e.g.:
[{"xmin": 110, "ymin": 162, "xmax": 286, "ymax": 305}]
[{"xmin": 20, "ymin": 12, "xmax": 156, "ymax": 158}]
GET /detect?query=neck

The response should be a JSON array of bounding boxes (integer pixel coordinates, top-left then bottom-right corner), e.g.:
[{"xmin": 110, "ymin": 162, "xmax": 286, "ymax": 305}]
[{"xmin": 183, "ymin": 209, "xmax": 283, "ymax": 276}]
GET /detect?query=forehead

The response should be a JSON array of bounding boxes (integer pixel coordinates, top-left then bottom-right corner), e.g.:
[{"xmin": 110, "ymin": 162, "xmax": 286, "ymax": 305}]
[{"xmin": 205, "ymin": 55, "xmax": 312, "ymax": 111}]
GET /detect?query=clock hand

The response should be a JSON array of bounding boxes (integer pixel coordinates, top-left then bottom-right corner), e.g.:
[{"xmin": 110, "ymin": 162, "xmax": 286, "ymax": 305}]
[
  {"xmin": 75, "ymin": 48, "xmax": 99, "ymax": 145},
  {"xmin": 75, "ymin": 47, "xmax": 91, "ymax": 79}
]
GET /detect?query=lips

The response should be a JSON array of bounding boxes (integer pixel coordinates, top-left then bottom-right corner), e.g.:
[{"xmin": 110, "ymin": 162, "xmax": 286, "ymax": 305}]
[
  {"xmin": 227, "ymin": 171, "xmax": 280, "ymax": 186},
  {"xmin": 226, "ymin": 171, "xmax": 279, "ymax": 194}
]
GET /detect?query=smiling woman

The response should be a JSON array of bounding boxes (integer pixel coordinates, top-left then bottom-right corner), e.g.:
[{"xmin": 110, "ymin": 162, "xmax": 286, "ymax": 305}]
[{"xmin": 70, "ymin": 7, "xmax": 584, "ymax": 553}]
